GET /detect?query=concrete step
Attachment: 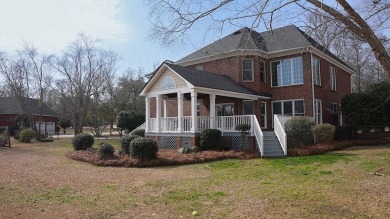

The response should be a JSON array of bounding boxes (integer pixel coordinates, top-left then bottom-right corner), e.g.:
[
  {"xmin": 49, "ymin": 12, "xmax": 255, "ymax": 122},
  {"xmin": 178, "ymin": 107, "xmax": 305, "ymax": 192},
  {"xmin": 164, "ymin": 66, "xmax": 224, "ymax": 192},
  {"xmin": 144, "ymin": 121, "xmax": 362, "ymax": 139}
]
[
  {"xmin": 258, "ymin": 131, "xmax": 286, "ymax": 157},
  {"xmin": 263, "ymin": 153, "xmax": 285, "ymax": 157}
]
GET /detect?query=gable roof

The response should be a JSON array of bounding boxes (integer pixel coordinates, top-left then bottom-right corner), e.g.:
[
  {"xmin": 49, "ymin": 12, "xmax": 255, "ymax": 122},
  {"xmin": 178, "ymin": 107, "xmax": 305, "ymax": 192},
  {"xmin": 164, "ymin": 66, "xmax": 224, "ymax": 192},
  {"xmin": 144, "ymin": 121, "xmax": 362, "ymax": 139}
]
[
  {"xmin": 0, "ymin": 97, "xmax": 58, "ymax": 117},
  {"xmin": 165, "ymin": 63, "xmax": 270, "ymax": 98},
  {"xmin": 140, "ymin": 62, "xmax": 271, "ymax": 99},
  {"xmin": 176, "ymin": 25, "xmax": 352, "ymax": 71}
]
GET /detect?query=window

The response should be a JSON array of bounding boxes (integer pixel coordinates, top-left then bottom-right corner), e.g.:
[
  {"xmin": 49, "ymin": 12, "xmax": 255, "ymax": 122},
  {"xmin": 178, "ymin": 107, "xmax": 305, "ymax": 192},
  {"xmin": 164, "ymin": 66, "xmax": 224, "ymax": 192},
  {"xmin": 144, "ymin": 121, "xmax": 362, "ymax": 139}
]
[
  {"xmin": 159, "ymin": 76, "xmax": 176, "ymax": 90},
  {"xmin": 216, "ymin": 103, "xmax": 234, "ymax": 116},
  {"xmin": 314, "ymin": 99, "xmax": 322, "ymax": 124},
  {"xmin": 259, "ymin": 61, "xmax": 266, "ymax": 83},
  {"xmin": 243, "ymin": 100, "xmax": 254, "ymax": 115},
  {"xmin": 260, "ymin": 102, "xmax": 267, "ymax": 128},
  {"xmin": 330, "ymin": 67, "xmax": 337, "ymax": 91},
  {"xmin": 242, "ymin": 60, "xmax": 253, "ymax": 81},
  {"xmin": 272, "ymin": 100, "xmax": 304, "ymax": 116},
  {"xmin": 312, "ymin": 57, "xmax": 321, "ymax": 85},
  {"xmin": 331, "ymin": 103, "xmax": 338, "ymax": 114},
  {"xmin": 197, "ymin": 104, "xmax": 200, "ymax": 116},
  {"xmin": 271, "ymin": 57, "xmax": 303, "ymax": 87}
]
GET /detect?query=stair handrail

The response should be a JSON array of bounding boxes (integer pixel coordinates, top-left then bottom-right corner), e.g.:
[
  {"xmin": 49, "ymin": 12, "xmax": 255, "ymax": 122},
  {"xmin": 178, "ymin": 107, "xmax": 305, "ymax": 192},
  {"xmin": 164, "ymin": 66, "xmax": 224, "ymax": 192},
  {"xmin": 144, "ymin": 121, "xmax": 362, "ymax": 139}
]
[
  {"xmin": 251, "ymin": 115, "xmax": 264, "ymax": 157},
  {"xmin": 274, "ymin": 115, "xmax": 287, "ymax": 155}
]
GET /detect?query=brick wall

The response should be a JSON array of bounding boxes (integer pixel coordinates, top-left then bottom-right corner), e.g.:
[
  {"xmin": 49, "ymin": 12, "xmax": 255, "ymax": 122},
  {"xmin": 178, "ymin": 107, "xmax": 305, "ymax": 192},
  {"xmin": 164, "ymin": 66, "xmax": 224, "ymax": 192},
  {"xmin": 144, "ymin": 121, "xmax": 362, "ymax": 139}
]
[{"xmin": 147, "ymin": 51, "xmax": 351, "ymax": 128}]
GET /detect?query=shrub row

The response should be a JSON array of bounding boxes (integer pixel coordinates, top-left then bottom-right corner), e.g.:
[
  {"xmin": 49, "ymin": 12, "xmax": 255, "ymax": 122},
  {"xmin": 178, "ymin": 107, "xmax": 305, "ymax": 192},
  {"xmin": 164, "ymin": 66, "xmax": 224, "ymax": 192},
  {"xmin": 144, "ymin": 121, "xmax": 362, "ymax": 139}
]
[{"xmin": 285, "ymin": 117, "xmax": 337, "ymax": 147}]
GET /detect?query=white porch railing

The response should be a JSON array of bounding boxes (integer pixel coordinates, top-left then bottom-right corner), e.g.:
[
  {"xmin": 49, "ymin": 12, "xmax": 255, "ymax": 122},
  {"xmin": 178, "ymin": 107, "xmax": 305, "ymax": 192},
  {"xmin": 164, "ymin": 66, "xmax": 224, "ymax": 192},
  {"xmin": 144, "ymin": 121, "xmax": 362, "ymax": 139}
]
[
  {"xmin": 161, "ymin": 117, "xmax": 179, "ymax": 132},
  {"xmin": 182, "ymin": 116, "xmax": 192, "ymax": 132},
  {"xmin": 197, "ymin": 116, "xmax": 211, "ymax": 132},
  {"xmin": 251, "ymin": 115, "xmax": 264, "ymax": 157},
  {"xmin": 274, "ymin": 115, "xmax": 288, "ymax": 155},
  {"xmin": 149, "ymin": 118, "xmax": 157, "ymax": 132},
  {"xmin": 216, "ymin": 115, "xmax": 252, "ymax": 133},
  {"xmin": 149, "ymin": 115, "xmax": 254, "ymax": 133}
]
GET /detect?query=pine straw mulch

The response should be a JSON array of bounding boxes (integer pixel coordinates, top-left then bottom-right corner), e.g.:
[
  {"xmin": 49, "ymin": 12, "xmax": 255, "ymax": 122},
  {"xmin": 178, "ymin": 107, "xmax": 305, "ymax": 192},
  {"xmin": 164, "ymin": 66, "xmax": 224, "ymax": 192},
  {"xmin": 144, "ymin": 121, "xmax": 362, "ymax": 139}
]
[
  {"xmin": 66, "ymin": 149, "xmax": 258, "ymax": 168},
  {"xmin": 288, "ymin": 136, "xmax": 390, "ymax": 156}
]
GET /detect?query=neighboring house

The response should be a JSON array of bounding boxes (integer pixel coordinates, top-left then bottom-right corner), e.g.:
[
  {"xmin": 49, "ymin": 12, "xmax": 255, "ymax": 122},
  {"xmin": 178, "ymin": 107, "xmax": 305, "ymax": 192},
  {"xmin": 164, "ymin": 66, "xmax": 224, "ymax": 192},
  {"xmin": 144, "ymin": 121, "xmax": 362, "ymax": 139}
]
[
  {"xmin": 0, "ymin": 97, "xmax": 59, "ymax": 135},
  {"xmin": 140, "ymin": 25, "xmax": 353, "ymax": 157}
]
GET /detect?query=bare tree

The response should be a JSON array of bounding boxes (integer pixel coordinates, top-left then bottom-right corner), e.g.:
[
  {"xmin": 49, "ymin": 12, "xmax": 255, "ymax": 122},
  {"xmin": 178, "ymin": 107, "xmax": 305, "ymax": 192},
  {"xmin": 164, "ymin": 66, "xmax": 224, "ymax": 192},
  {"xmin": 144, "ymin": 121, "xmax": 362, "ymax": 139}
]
[
  {"xmin": 305, "ymin": 11, "xmax": 389, "ymax": 92},
  {"xmin": 52, "ymin": 34, "xmax": 117, "ymax": 135},
  {"xmin": 23, "ymin": 45, "xmax": 52, "ymax": 137},
  {"xmin": 0, "ymin": 50, "xmax": 35, "ymax": 129},
  {"xmin": 147, "ymin": 0, "xmax": 390, "ymax": 75}
]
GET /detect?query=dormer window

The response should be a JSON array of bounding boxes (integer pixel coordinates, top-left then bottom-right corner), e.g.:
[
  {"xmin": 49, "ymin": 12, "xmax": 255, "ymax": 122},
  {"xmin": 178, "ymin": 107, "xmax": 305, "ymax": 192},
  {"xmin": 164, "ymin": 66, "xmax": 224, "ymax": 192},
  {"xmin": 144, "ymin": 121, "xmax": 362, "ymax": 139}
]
[{"xmin": 242, "ymin": 59, "xmax": 253, "ymax": 82}]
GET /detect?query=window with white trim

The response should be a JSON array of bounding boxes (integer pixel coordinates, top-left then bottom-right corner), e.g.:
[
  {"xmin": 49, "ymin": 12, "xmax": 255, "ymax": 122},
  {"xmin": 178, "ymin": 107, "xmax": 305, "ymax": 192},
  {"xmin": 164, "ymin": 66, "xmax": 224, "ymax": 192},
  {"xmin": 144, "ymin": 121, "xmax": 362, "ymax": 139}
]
[
  {"xmin": 197, "ymin": 103, "xmax": 200, "ymax": 116},
  {"xmin": 243, "ymin": 100, "xmax": 254, "ymax": 115},
  {"xmin": 314, "ymin": 99, "xmax": 322, "ymax": 124},
  {"xmin": 330, "ymin": 66, "xmax": 337, "ymax": 91},
  {"xmin": 272, "ymin": 100, "xmax": 305, "ymax": 116},
  {"xmin": 312, "ymin": 57, "xmax": 321, "ymax": 85},
  {"xmin": 242, "ymin": 59, "xmax": 254, "ymax": 81},
  {"xmin": 271, "ymin": 56, "xmax": 303, "ymax": 87},
  {"xmin": 159, "ymin": 76, "xmax": 176, "ymax": 90},
  {"xmin": 259, "ymin": 61, "xmax": 266, "ymax": 83},
  {"xmin": 260, "ymin": 102, "xmax": 267, "ymax": 128}
]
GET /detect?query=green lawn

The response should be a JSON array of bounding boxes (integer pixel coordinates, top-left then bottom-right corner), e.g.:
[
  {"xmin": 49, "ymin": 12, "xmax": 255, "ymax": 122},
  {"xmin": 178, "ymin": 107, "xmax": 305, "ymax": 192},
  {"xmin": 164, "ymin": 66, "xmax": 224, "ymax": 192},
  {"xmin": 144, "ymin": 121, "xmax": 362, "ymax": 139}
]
[{"xmin": 0, "ymin": 139, "xmax": 389, "ymax": 218}]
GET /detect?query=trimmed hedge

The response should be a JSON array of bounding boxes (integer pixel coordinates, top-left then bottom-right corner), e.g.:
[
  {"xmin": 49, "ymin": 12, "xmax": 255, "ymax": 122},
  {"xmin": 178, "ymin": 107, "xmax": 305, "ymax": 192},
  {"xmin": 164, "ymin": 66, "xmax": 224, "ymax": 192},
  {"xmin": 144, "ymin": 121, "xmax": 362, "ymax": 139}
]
[
  {"xmin": 20, "ymin": 128, "xmax": 36, "ymax": 143},
  {"xmin": 130, "ymin": 137, "xmax": 158, "ymax": 160},
  {"xmin": 72, "ymin": 133, "xmax": 94, "ymax": 150},
  {"xmin": 199, "ymin": 129, "xmax": 222, "ymax": 150},
  {"xmin": 285, "ymin": 116, "xmax": 314, "ymax": 148},
  {"xmin": 98, "ymin": 142, "xmax": 115, "ymax": 158},
  {"xmin": 312, "ymin": 123, "xmax": 335, "ymax": 144},
  {"xmin": 131, "ymin": 129, "xmax": 145, "ymax": 137},
  {"xmin": 120, "ymin": 135, "xmax": 141, "ymax": 155}
]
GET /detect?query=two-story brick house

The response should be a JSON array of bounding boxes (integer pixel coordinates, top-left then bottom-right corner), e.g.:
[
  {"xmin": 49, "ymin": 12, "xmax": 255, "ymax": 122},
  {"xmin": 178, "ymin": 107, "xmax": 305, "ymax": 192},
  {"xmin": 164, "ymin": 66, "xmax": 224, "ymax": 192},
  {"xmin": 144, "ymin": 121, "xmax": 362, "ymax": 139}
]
[{"xmin": 140, "ymin": 25, "xmax": 353, "ymax": 157}]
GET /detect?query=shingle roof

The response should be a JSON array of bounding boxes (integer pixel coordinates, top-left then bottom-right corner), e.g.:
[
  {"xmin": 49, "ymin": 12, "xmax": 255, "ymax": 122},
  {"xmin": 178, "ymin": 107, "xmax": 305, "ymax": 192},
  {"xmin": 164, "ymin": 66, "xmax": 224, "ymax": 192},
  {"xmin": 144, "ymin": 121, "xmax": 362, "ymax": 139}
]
[
  {"xmin": 165, "ymin": 63, "xmax": 270, "ymax": 98},
  {"xmin": 0, "ymin": 97, "xmax": 58, "ymax": 117},
  {"xmin": 175, "ymin": 25, "xmax": 352, "ymax": 70}
]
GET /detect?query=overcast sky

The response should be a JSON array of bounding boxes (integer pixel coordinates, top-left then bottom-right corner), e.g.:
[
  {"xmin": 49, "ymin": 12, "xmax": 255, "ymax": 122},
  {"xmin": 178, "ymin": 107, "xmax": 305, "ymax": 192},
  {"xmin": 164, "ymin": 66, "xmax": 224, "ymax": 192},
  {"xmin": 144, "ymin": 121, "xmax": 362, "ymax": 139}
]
[{"xmin": 0, "ymin": 0, "xmax": 195, "ymax": 74}]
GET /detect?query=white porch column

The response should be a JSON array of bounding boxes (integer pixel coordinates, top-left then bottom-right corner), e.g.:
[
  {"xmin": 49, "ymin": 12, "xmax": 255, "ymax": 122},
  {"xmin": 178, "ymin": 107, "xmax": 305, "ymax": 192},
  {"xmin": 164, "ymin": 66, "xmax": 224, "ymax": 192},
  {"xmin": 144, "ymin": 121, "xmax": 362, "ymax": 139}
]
[
  {"xmin": 177, "ymin": 92, "xmax": 183, "ymax": 132},
  {"xmin": 191, "ymin": 91, "xmax": 197, "ymax": 133},
  {"xmin": 156, "ymin": 95, "xmax": 161, "ymax": 133},
  {"xmin": 163, "ymin": 99, "xmax": 168, "ymax": 118},
  {"xmin": 145, "ymin": 97, "xmax": 150, "ymax": 133},
  {"xmin": 210, "ymin": 94, "xmax": 216, "ymax": 129}
]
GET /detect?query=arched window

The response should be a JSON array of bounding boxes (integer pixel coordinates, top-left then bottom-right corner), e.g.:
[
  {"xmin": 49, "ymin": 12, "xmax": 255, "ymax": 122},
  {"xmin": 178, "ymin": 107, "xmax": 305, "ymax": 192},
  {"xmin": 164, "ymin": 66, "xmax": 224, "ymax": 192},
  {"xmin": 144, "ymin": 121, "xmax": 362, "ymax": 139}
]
[{"xmin": 159, "ymin": 76, "xmax": 176, "ymax": 90}]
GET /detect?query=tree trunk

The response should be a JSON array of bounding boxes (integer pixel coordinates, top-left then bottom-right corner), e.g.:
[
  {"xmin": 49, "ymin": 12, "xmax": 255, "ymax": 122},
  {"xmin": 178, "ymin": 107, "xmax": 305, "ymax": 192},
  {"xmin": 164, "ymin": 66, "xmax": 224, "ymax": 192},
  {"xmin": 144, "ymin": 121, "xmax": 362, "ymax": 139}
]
[{"xmin": 307, "ymin": 0, "xmax": 390, "ymax": 75}]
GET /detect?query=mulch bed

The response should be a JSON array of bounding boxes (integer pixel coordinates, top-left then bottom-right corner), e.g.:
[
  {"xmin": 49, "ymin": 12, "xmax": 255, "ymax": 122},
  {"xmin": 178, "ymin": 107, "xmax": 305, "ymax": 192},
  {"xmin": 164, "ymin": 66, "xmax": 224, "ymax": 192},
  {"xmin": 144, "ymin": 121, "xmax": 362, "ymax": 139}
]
[
  {"xmin": 66, "ymin": 149, "xmax": 258, "ymax": 168},
  {"xmin": 288, "ymin": 136, "xmax": 390, "ymax": 156}
]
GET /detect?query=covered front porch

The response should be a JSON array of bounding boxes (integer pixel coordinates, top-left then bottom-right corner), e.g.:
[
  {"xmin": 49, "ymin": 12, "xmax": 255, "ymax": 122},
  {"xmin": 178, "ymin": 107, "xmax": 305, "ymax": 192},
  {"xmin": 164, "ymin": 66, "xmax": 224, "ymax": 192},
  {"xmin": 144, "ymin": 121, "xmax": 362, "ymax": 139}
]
[
  {"xmin": 139, "ymin": 62, "xmax": 285, "ymax": 156},
  {"xmin": 145, "ymin": 91, "xmax": 259, "ymax": 135}
]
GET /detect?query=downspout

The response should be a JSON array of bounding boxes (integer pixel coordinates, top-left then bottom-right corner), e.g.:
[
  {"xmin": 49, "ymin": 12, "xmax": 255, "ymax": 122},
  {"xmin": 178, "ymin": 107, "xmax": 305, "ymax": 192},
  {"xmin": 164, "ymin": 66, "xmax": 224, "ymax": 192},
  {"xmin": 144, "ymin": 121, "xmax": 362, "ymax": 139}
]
[{"xmin": 310, "ymin": 52, "xmax": 316, "ymax": 123}]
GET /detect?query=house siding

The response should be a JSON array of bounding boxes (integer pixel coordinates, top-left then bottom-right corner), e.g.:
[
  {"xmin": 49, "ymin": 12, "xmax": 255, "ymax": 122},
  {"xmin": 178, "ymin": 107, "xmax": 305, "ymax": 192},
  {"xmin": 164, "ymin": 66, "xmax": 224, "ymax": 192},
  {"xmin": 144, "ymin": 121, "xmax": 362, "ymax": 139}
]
[{"xmin": 148, "ymin": 69, "xmax": 187, "ymax": 93}]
